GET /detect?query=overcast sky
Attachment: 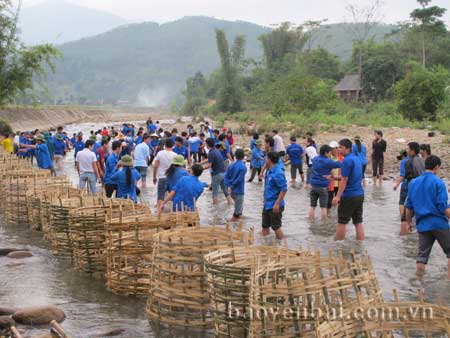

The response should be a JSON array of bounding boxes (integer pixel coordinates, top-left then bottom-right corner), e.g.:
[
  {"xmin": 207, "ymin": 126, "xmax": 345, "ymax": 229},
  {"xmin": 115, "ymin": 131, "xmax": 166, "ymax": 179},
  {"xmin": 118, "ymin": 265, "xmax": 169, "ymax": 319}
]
[{"xmin": 23, "ymin": 0, "xmax": 450, "ymax": 26}]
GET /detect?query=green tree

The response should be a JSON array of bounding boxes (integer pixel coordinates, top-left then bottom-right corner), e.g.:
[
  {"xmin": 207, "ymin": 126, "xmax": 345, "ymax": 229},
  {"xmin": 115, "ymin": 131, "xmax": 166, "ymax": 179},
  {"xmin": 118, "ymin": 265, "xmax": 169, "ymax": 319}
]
[
  {"xmin": 215, "ymin": 29, "xmax": 245, "ymax": 113},
  {"xmin": 0, "ymin": 0, "xmax": 60, "ymax": 105},
  {"xmin": 394, "ymin": 62, "xmax": 449, "ymax": 121},
  {"xmin": 302, "ymin": 48, "xmax": 342, "ymax": 81},
  {"xmin": 182, "ymin": 71, "xmax": 207, "ymax": 115},
  {"xmin": 409, "ymin": 0, "xmax": 447, "ymax": 66}
]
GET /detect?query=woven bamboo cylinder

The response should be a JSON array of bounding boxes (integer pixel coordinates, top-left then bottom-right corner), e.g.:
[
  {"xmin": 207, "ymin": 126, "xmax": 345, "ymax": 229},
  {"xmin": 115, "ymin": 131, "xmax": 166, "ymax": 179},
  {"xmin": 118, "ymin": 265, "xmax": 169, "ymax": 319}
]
[
  {"xmin": 2, "ymin": 170, "xmax": 51, "ymax": 226},
  {"xmin": 105, "ymin": 211, "xmax": 200, "ymax": 296},
  {"xmin": 204, "ymin": 245, "xmax": 319, "ymax": 338},
  {"xmin": 47, "ymin": 195, "xmax": 109, "ymax": 257},
  {"xmin": 147, "ymin": 225, "xmax": 254, "ymax": 329},
  {"xmin": 25, "ymin": 177, "xmax": 72, "ymax": 230},
  {"xmin": 70, "ymin": 200, "xmax": 151, "ymax": 274},
  {"xmin": 312, "ymin": 289, "xmax": 450, "ymax": 338},
  {"xmin": 248, "ymin": 251, "xmax": 384, "ymax": 338}
]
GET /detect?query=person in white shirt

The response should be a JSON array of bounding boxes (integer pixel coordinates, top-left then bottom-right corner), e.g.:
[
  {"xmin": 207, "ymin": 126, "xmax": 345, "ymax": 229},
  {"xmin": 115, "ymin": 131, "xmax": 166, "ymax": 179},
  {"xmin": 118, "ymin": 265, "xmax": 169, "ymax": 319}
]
[
  {"xmin": 76, "ymin": 140, "xmax": 100, "ymax": 194},
  {"xmin": 134, "ymin": 134, "xmax": 151, "ymax": 188},
  {"xmin": 152, "ymin": 138, "xmax": 177, "ymax": 208},
  {"xmin": 272, "ymin": 130, "xmax": 286, "ymax": 155},
  {"xmin": 305, "ymin": 139, "xmax": 318, "ymax": 189}
]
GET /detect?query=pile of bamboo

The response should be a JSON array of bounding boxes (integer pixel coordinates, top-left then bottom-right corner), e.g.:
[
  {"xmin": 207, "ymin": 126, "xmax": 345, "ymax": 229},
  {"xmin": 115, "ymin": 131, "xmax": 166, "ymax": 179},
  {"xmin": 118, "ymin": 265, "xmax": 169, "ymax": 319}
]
[
  {"xmin": 147, "ymin": 225, "xmax": 254, "ymax": 329},
  {"xmin": 105, "ymin": 211, "xmax": 200, "ymax": 296},
  {"xmin": 312, "ymin": 289, "xmax": 450, "ymax": 338},
  {"xmin": 71, "ymin": 201, "xmax": 151, "ymax": 274}
]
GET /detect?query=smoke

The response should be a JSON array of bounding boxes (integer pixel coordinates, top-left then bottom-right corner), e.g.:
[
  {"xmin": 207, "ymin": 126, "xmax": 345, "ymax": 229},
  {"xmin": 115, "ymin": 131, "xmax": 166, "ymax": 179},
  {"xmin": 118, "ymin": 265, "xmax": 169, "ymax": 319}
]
[{"xmin": 137, "ymin": 86, "xmax": 171, "ymax": 107}]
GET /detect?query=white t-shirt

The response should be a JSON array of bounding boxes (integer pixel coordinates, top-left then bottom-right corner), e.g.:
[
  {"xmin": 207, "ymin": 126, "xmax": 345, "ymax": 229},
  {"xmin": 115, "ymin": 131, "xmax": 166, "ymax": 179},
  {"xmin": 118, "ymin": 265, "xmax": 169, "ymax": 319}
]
[
  {"xmin": 76, "ymin": 148, "xmax": 97, "ymax": 174},
  {"xmin": 305, "ymin": 146, "xmax": 318, "ymax": 166},
  {"xmin": 154, "ymin": 149, "xmax": 177, "ymax": 178},
  {"xmin": 273, "ymin": 134, "xmax": 286, "ymax": 153}
]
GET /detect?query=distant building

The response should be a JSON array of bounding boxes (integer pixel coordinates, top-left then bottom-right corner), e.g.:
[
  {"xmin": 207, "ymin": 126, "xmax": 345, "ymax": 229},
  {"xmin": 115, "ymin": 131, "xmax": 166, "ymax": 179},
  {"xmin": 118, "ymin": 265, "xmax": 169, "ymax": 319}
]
[{"xmin": 335, "ymin": 74, "xmax": 361, "ymax": 101}]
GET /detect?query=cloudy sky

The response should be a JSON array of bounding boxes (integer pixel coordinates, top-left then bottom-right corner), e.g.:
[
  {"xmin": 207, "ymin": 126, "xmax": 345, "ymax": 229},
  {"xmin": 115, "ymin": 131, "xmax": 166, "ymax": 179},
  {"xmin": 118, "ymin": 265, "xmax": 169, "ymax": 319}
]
[{"xmin": 23, "ymin": 0, "xmax": 450, "ymax": 26}]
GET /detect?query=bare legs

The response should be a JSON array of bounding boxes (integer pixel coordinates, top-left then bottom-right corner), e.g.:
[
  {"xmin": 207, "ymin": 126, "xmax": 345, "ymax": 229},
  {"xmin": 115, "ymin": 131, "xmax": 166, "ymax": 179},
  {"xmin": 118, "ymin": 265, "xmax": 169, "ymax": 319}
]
[{"xmin": 335, "ymin": 223, "xmax": 365, "ymax": 241}]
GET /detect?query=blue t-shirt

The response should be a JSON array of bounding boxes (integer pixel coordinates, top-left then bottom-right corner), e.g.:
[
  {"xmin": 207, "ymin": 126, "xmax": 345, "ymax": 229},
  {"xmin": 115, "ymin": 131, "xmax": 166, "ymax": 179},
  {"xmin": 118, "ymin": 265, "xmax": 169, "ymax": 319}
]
[
  {"xmin": 250, "ymin": 139, "xmax": 257, "ymax": 151},
  {"xmin": 224, "ymin": 160, "xmax": 247, "ymax": 195},
  {"xmin": 93, "ymin": 141, "xmax": 102, "ymax": 154},
  {"xmin": 352, "ymin": 144, "xmax": 368, "ymax": 166},
  {"xmin": 405, "ymin": 172, "xmax": 450, "ymax": 232},
  {"xmin": 341, "ymin": 153, "xmax": 364, "ymax": 198},
  {"xmin": 311, "ymin": 155, "xmax": 341, "ymax": 188},
  {"xmin": 111, "ymin": 167, "xmax": 141, "ymax": 203},
  {"xmin": 35, "ymin": 143, "xmax": 53, "ymax": 169},
  {"xmin": 53, "ymin": 139, "xmax": 67, "ymax": 156},
  {"xmin": 134, "ymin": 142, "xmax": 150, "ymax": 167},
  {"xmin": 208, "ymin": 148, "xmax": 225, "ymax": 175},
  {"xmin": 172, "ymin": 175, "xmax": 208, "ymax": 211},
  {"xmin": 286, "ymin": 143, "xmax": 304, "ymax": 166},
  {"xmin": 73, "ymin": 140, "xmax": 85, "ymax": 158},
  {"xmin": 149, "ymin": 124, "xmax": 157, "ymax": 134},
  {"xmin": 263, "ymin": 164, "xmax": 288, "ymax": 210},
  {"xmin": 135, "ymin": 136, "xmax": 143, "ymax": 145},
  {"xmin": 174, "ymin": 146, "xmax": 188, "ymax": 159},
  {"xmin": 399, "ymin": 157, "xmax": 410, "ymax": 190},
  {"xmin": 104, "ymin": 152, "xmax": 119, "ymax": 185},
  {"xmin": 166, "ymin": 167, "xmax": 189, "ymax": 192},
  {"xmin": 18, "ymin": 136, "xmax": 30, "ymax": 158},
  {"xmin": 251, "ymin": 147, "xmax": 265, "ymax": 169},
  {"xmin": 189, "ymin": 138, "xmax": 202, "ymax": 153}
]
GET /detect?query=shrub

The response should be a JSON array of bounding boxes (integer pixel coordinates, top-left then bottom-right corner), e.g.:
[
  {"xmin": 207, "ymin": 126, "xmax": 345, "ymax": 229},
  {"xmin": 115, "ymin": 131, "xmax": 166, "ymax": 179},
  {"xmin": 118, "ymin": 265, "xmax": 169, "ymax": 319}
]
[{"xmin": 0, "ymin": 120, "xmax": 13, "ymax": 135}]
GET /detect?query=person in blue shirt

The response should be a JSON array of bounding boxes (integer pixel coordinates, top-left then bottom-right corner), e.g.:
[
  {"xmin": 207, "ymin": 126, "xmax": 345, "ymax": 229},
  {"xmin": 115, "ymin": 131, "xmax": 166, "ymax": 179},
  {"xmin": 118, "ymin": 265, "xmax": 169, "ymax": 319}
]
[
  {"xmin": 111, "ymin": 155, "xmax": 141, "ymax": 203},
  {"xmin": 332, "ymin": 139, "xmax": 365, "ymax": 241},
  {"xmin": 286, "ymin": 136, "xmax": 304, "ymax": 185},
  {"xmin": 352, "ymin": 135, "xmax": 368, "ymax": 187},
  {"xmin": 73, "ymin": 133, "xmax": 85, "ymax": 165},
  {"xmin": 174, "ymin": 136, "xmax": 188, "ymax": 161},
  {"xmin": 250, "ymin": 133, "xmax": 259, "ymax": 151},
  {"xmin": 18, "ymin": 132, "xmax": 30, "ymax": 158},
  {"xmin": 394, "ymin": 150, "xmax": 409, "ymax": 217},
  {"xmin": 310, "ymin": 145, "xmax": 341, "ymax": 222},
  {"xmin": 70, "ymin": 133, "xmax": 77, "ymax": 147},
  {"xmin": 32, "ymin": 135, "xmax": 55, "ymax": 174},
  {"xmin": 53, "ymin": 134, "xmax": 68, "ymax": 174},
  {"xmin": 133, "ymin": 134, "xmax": 151, "ymax": 188},
  {"xmin": 159, "ymin": 164, "xmax": 208, "ymax": 212},
  {"xmin": 165, "ymin": 155, "xmax": 189, "ymax": 192},
  {"xmin": 405, "ymin": 155, "xmax": 450, "ymax": 280},
  {"xmin": 218, "ymin": 134, "xmax": 233, "ymax": 167},
  {"xmin": 148, "ymin": 120, "xmax": 157, "ymax": 134},
  {"xmin": 248, "ymin": 140, "xmax": 264, "ymax": 183},
  {"xmin": 135, "ymin": 131, "xmax": 143, "ymax": 145},
  {"xmin": 104, "ymin": 140, "xmax": 122, "ymax": 198},
  {"xmin": 225, "ymin": 149, "xmax": 248, "ymax": 221},
  {"xmin": 262, "ymin": 152, "xmax": 288, "ymax": 241},
  {"xmin": 205, "ymin": 121, "xmax": 214, "ymax": 139},
  {"xmin": 188, "ymin": 132, "xmax": 202, "ymax": 163},
  {"xmin": 149, "ymin": 134, "xmax": 160, "ymax": 165}
]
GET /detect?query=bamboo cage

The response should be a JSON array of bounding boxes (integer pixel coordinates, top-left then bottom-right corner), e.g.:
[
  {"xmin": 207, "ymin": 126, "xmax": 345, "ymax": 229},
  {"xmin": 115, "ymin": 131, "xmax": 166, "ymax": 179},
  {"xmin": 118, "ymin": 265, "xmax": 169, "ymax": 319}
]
[
  {"xmin": 204, "ymin": 245, "xmax": 319, "ymax": 338},
  {"xmin": 105, "ymin": 211, "xmax": 200, "ymax": 296},
  {"xmin": 70, "ymin": 200, "xmax": 151, "ymax": 274},
  {"xmin": 147, "ymin": 225, "xmax": 254, "ymax": 329},
  {"xmin": 2, "ymin": 170, "xmax": 51, "ymax": 226},
  {"xmin": 47, "ymin": 195, "xmax": 110, "ymax": 257},
  {"xmin": 312, "ymin": 289, "xmax": 450, "ymax": 338},
  {"xmin": 248, "ymin": 251, "xmax": 384, "ymax": 338},
  {"xmin": 25, "ymin": 177, "xmax": 72, "ymax": 230}
]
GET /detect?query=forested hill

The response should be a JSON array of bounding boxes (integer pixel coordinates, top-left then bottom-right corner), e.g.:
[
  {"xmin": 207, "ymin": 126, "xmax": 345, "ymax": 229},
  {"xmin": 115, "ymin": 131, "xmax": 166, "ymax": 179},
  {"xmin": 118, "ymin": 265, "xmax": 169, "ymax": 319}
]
[{"xmin": 41, "ymin": 17, "xmax": 395, "ymax": 106}]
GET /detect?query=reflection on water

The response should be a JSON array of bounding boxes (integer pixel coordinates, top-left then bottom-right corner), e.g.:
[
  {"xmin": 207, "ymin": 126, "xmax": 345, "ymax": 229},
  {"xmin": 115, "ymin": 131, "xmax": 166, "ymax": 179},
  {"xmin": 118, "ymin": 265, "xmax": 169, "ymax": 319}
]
[{"xmin": 0, "ymin": 122, "xmax": 449, "ymax": 337}]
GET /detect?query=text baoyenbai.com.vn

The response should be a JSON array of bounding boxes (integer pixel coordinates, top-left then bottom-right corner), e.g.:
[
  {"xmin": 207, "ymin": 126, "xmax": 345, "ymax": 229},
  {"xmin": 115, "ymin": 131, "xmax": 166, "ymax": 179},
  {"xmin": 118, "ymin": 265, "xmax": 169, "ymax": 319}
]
[{"xmin": 227, "ymin": 303, "xmax": 435, "ymax": 322}]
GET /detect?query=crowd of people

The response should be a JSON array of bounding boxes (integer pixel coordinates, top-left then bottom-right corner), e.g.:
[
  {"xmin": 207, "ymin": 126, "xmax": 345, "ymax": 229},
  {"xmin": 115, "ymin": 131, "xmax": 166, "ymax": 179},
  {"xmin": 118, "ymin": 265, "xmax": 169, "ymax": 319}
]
[{"xmin": 1, "ymin": 118, "xmax": 449, "ymax": 279}]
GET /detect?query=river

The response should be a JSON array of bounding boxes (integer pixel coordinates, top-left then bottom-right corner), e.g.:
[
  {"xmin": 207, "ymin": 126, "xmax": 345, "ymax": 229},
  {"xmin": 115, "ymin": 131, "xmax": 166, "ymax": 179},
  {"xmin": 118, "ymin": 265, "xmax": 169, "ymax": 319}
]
[{"xmin": 1, "ymin": 121, "xmax": 449, "ymax": 338}]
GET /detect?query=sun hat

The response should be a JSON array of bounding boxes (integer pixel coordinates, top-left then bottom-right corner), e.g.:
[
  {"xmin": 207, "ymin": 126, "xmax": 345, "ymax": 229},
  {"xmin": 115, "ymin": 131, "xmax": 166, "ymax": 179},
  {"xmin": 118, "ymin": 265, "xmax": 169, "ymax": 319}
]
[
  {"xmin": 173, "ymin": 155, "xmax": 186, "ymax": 166},
  {"xmin": 218, "ymin": 142, "xmax": 226, "ymax": 149},
  {"xmin": 255, "ymin": 140, "xmax": 263, "ymax": 145},
  {"xmin": 151, "ymin": 133, "xmax": 159, "ymax": 138},
  {"xmin": 35, "ymin": 135, "xmax": 45, "ymax": 142},
  {"xmin": 354, "ymin": 135, "xmax": 362, "ymax": 141},
  {"xmin": 329, "ymin": 141, "xmax": 339, "ymax": 148},
  {"xmin": 55, "ymin": 134, "xmax": 63, "ymax": 140},
  {"xmin": 120, "ymin": 155, "xmax": 133, "ymax": 167},
  {"xmin": 89, "ymin": 135, "xmax": 97, "ymax": 141}
]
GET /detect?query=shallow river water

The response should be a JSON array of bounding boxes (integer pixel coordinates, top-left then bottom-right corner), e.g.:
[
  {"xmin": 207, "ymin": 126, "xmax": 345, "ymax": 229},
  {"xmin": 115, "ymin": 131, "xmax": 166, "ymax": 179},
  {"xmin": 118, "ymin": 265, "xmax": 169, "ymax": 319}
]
[{"xmin": 1, "ymin": 121, "xmax": 449, "ymax": 337}]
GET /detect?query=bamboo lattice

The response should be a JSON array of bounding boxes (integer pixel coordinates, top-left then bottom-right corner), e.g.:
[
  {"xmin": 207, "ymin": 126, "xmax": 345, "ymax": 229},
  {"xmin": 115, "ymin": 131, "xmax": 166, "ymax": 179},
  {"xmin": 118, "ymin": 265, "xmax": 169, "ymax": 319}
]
[
  {"xmin": 147, "ymin": 225, "xmax": 254, "ymax": 329},
  {"xmin": 105, "ymin": 211, "xmax": 200, "ymax": 296}
]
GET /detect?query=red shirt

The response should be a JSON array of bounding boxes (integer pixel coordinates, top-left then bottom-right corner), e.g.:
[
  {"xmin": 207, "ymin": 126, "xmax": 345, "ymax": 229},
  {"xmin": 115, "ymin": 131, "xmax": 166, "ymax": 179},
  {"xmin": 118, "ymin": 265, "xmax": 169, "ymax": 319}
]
[{"xmin": 101, "ymin": 129, "xmax": 109, "ymax": 137}]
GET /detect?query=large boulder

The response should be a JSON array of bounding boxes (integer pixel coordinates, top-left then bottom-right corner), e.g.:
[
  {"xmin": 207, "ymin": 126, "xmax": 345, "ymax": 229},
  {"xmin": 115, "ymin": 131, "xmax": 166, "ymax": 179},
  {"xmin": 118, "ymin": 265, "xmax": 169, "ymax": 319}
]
[
  {"xmin": 12, "ymin": 305, "xmax": 65, "ymax": 325},
  {"xmin": 6, "ymin": 251, "xmax": 33, "ymax": 259},
  {"xmin": 0, "ymin": 248, "xmax": 29, "ymax": 256},
  {"xmin": 0, "ymin": 306, "xmax": 18, "ymax": 316},
  {"xmin": 0, "ymin": 316, "xmax": 15, "ymax": 329}
]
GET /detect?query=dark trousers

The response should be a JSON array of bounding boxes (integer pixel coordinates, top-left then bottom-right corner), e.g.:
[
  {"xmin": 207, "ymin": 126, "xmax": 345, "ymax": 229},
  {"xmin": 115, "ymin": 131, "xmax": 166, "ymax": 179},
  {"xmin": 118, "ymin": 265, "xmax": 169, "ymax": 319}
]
[
  {"xmin": 105, "ymin": 184, "xmax": 117, "ymax": 198},
  {"xmin": 248, "ymin": 167, "xmax": 262, "ymax": 182}
]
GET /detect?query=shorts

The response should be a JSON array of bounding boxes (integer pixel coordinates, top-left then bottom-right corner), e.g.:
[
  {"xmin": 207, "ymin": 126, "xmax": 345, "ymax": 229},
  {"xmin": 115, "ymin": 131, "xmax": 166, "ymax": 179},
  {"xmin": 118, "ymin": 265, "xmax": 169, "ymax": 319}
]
[
  {"xmin": 338, "ymin": 195, "xmax": 364, "ymax": 225},
  {"xmin": 306, "ymin": 166, "xmax": 312, "ymax": 184},
  {"xmin": 327, "ymin": 187, "xmax": 339, "ymax": 209},
  {"xmin": 105, "ymin": 184, "xmax": 117, "ymax": 198},
  {"xmin": 232, "ymin": 194, "xmax": 244, "ymax": 217},
  {"xmin": 157, "ymin": 178, "xmax": 167, "ymax": 201},
  {"xmin": 262, "ymin": 206, "xmax": 284, "ymax": 231},
  {"xmin": 135, "ymin": 166, "xmax": 148, "ymax": 180},
  {"xmin": 417, "ymin": 229, "xmax": 450, "ymax": 264},
  {"xmin": 211, "ymin": 172, "xmax": 228, "ymax": 199},
  {"xmin": 399, "ymin": 187, "xmax": 408, "ymax": 206},
  {"xmin": 290, "ymin": 164, "xmax": 303, "ymax": 179},
  {"xmin": 372, "ymin": 158, "xmax": 384, "ymax": 177},
  {"xmin": 310, "ymin": 187, "xmax": 329, "ymax": 208}
]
